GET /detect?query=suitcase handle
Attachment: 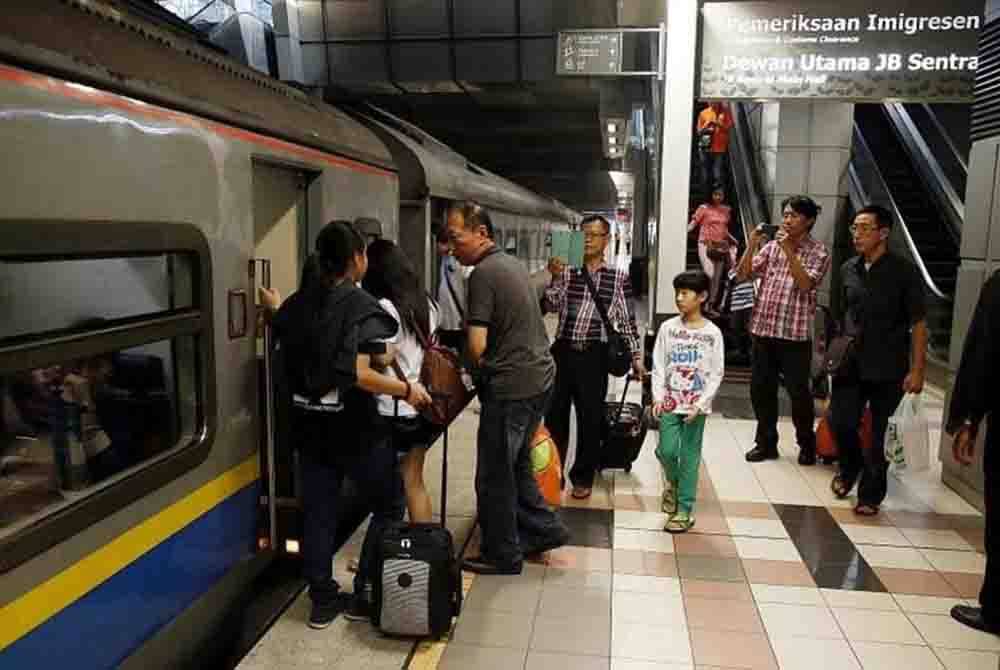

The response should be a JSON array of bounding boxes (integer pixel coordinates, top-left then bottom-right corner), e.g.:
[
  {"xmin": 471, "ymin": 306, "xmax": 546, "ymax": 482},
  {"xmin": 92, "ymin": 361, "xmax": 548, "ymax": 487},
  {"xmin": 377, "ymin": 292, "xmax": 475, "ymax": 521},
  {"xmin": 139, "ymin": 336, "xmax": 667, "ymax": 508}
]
[{"xmin": 612, "ymin": 376, "xmax": 632, "ymax": 426}]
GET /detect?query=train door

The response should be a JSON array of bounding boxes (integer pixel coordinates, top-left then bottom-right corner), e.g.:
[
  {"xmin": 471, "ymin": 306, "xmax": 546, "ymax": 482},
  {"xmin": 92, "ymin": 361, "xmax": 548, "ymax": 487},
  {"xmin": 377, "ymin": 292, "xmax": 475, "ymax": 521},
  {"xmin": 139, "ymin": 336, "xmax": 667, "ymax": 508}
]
[{"xmin": 251, "ymin": 161, "xmax": 308, "ymax": 558}]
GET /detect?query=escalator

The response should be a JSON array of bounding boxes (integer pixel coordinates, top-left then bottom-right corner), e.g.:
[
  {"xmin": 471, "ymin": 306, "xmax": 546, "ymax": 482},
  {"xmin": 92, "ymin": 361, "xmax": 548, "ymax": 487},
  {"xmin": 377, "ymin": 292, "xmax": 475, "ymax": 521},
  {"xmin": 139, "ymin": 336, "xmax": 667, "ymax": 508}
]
[{"xmin": 850, "ymin": 104, "xmax": 967, "ymax": 356}]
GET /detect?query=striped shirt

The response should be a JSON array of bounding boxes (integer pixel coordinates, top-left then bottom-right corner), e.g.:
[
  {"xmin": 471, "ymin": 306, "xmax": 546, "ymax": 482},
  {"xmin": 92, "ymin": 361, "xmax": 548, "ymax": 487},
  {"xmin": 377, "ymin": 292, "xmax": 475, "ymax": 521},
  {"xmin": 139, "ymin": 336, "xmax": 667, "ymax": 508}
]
[
  {"xmin": 544, "ymin": 264, "xmax": 641, "ymax": 355},
  {"xmin": 728, "ymin": 275, "xmax": 755, "ymax": 312}
]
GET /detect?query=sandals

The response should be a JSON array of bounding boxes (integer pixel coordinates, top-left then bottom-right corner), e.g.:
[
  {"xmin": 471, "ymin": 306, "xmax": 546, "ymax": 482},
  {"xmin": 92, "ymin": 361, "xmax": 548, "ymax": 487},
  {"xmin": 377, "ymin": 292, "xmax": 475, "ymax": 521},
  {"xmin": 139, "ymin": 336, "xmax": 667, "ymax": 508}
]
[
  {"xmin": 664, "ymin": 513, "xmax": 695, "ymax": 534},
  {"xmin": 571, "ymin": 486, "xmax": 592, "ymax": 500},
  {"xmin": 854, "ymin": 503, "xmax": 880, "ymax": 517},
  {"xmin": 830, "ymin": 475, "xmax": 852, "ymax": 500},
  {"xmin": 661, "ymin": 488, "xmax": 678, "ymax": 515}
]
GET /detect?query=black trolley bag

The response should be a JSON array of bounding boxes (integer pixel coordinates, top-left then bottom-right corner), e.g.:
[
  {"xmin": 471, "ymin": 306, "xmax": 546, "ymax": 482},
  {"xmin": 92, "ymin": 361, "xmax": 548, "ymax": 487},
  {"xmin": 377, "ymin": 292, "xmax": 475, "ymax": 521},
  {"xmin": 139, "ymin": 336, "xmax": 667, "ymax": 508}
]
[
  {"xmin": 372, "ymin": 393, "xmax": 462, "ymax": 638},
  {"xmin": 600, "ymin": 375, "xmax": 648, "ymax": 473}
]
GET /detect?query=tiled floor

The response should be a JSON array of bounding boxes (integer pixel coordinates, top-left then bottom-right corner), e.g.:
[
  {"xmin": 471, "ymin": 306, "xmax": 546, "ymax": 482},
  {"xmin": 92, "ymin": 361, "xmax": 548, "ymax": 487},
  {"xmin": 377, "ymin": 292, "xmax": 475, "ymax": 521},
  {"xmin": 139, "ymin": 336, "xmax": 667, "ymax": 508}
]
[
  {"xmin": 442, "ymin": 381, "xmax": 993, "ymax": 670},
  {"xmin": 242, "ymin": 367, "xmax": 994, "ymax": 670}
]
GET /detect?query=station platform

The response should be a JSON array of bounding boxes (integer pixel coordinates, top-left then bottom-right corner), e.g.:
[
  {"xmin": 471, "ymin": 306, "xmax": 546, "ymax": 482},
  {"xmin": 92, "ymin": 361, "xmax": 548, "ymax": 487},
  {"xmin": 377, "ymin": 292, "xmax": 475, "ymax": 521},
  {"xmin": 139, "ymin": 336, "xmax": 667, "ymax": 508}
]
[{"xmin": 238, "ymin": 367, "xmax": 992, "ymax": 670}]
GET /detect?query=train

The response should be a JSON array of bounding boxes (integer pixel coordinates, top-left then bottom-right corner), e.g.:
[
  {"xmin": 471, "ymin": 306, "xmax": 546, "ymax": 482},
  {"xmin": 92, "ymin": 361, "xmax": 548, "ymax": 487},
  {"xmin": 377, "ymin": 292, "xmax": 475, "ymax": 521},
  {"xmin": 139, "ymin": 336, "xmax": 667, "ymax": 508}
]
[{"xmin": 0, "ymin": 2, "xmax": 575, "ymax": 668}]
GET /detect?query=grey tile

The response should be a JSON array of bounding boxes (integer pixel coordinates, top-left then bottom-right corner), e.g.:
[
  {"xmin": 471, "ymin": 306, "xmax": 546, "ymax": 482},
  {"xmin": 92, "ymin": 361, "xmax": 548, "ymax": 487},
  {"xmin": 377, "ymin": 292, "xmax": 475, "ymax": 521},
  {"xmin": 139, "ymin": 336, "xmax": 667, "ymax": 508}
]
[
  {"xmin": 531, "ymin": 615, "xmax": 612, "ymax": 656},
  {"xmin": 525, "ymin": 651, "xmax": 610, "ymax": 670},
  {"xmin": 439, "ymin": 643, "xmax": 528, "ymax": 670},
  {"xmin": 543, "ymin": 568, "xmax": 613, "ymax": 591},
  {"xmin": 465, "ymin": 578, "xmax": 542, "ymax": 614},
  {"xmin": 537, "ymin": 586, "xmax": 612, "ymax": 621},
  {"xmin": 452, "ymin": 610, "xmax": 534, "ymax": 649},
  {"xmin": 676, "ymin": 555, "xmax": 746, "ymax": 583}
]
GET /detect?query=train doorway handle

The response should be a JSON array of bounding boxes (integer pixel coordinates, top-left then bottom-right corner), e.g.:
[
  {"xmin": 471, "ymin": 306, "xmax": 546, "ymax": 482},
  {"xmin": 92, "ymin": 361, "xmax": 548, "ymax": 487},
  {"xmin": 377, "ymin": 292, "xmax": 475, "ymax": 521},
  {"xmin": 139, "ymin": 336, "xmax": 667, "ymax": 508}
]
[{"xmin": 251, "ymin": 258, "xmax": 278, "ymax": 553}]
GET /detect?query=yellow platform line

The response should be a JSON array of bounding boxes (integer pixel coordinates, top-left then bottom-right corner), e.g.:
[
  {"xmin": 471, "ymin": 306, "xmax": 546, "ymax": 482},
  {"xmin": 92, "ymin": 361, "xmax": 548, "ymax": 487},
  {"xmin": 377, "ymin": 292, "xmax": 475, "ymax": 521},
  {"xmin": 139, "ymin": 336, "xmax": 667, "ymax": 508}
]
[
  {"xmin": 0, "ymin": 456, "xmax": 260, "ymax": 651},
  {"xmin": 406, "ymin": 572, "xmax": 477, "ymax": 669}
]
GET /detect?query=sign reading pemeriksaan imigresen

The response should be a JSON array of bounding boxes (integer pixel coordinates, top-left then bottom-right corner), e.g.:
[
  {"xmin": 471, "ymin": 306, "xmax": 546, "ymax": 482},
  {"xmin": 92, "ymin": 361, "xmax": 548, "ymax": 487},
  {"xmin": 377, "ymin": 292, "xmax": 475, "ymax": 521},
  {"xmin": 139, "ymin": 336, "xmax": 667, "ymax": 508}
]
[{"xmin": 699, "ymin": 1, "xmax": 984, "ymax": 101}]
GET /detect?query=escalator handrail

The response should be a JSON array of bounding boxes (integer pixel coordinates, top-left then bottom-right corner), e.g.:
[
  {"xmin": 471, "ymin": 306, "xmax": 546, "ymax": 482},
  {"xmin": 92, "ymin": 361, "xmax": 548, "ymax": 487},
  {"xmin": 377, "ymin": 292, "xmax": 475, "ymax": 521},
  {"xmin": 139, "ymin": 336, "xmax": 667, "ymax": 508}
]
[
  {"xmin": 729, "ymin": 102, "xmax": 770, "ymax": 245},
  {"xmin": 919, "ymin": 103, "xmax": 968, "ymax": 174},
  {"xmin": 882, "ymin": 103, "xmax": 964, "ymax": 241},
  {"xmin": 849, "ymin": 128, "xmax": 951, "ymax": 302}
]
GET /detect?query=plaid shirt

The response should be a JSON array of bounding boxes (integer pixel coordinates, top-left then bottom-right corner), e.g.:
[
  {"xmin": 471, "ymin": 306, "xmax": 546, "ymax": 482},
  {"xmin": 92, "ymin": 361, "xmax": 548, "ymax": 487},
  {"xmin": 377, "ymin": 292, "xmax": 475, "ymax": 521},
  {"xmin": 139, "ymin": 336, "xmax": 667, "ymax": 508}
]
[
  {"xmin": 544, "ymin": 265, "xmax": 641, "ymax": 355},
  {"xmin": 749, "ymin": 236, "xmax": 831, "ymax": 342}
]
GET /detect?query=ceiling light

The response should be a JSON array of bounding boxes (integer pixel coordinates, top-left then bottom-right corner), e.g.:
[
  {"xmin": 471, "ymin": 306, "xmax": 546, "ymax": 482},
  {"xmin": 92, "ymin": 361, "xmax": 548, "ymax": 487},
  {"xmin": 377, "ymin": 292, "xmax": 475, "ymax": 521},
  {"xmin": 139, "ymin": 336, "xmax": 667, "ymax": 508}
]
[
  {"xmin": 608, "ymin": 136, "xmax": 618, "ymax": 145},
  {"xmin": 607, "ymin": 122, "xmax": 617, "ymax": 133}
]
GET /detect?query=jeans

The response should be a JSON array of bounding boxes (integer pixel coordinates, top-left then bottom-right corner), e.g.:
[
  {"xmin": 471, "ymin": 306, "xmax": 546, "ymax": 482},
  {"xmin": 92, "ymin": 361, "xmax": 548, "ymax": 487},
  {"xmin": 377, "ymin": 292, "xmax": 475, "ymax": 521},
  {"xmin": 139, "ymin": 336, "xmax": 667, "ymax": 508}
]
[
  {"xmin": 296, "ymin": 409, "xmax": 404, "ymax": 605},
  {"xmin": 546, "ymin": 342, "xmax": 609, "ymax": 488},
  {"xmin": 476, "ymin": 385, "xmax": 569, "ymax": 566},
  {"xmin": 698, "ymin": 150, "xmax": 726, "ymax": 193},
  {"xmin": 751, "ymin": 337, "xmax": 816, "ymax": 452},
  {"xmin": 656, "ymin": 413, "xmax": 707, "ymax": 515},
  {"xmin": 829, "ymin": 374, "xmax": 905, "ymax": 507}
]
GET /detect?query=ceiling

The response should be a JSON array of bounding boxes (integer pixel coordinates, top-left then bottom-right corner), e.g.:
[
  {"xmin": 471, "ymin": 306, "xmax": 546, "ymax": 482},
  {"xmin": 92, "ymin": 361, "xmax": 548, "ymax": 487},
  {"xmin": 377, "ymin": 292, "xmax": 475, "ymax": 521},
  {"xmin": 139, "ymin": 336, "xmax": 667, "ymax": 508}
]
[{"xmin": 289, "ymin": 0, "xmax": 663, "ymax": 211}]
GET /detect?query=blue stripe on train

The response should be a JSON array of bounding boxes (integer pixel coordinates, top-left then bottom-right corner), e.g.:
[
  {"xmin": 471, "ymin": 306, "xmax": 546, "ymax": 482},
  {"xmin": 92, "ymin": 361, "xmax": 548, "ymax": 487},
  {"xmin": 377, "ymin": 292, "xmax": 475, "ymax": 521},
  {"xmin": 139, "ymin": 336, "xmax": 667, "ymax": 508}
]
[{"xmin": 0, "ymin": 482, "xmax": 260, "ymax": 670}]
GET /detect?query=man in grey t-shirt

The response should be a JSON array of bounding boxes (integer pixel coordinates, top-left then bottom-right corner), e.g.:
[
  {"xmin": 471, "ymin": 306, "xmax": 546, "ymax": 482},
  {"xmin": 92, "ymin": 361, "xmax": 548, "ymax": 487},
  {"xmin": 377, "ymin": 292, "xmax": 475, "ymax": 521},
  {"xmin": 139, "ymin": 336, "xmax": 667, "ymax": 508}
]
[{"xmin": 446, "ymin": 201, "xmax": 568, "ymax": 575}]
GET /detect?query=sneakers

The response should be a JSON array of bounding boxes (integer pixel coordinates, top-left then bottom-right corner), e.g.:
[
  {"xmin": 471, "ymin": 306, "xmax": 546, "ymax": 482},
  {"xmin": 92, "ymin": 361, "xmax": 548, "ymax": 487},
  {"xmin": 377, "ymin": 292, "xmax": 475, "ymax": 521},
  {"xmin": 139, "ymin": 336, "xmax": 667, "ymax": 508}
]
[
  {"xmin": 308, "ymin": 599, "xmax": 341, "ymax": 629},
  {"xmin": 341, "ymin": 593, "xmax": 372, "ymax": 623},
  {"xmin": 461, "ymin": 555, "xmax": 523, "ymax": 575}
]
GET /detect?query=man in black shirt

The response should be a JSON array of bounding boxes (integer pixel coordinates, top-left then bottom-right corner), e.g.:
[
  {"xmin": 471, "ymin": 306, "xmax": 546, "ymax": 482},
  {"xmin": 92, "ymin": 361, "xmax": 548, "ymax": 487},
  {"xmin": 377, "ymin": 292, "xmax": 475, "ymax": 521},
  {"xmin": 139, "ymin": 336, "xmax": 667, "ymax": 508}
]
[
  {"xmin": 947, "ymin": 270, "xmax": 1000, "ymax": 634},
  {"xmin": 828, "ymin": 205, "xmax": 927, "ymax": 517}
]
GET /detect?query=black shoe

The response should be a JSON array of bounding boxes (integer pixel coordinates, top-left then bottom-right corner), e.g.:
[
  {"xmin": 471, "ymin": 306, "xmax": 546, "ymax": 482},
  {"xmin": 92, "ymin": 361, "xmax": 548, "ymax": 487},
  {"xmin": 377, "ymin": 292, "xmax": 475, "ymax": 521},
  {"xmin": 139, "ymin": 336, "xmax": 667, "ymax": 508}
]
[
  {"xmin": 745, "ymin": 446, "xmax": 779, "ymax": 462},
  {"xmin": 523, "ymin": 527, "xmax": 571, "ymax": 557},
  {"xmin": 341, "ymin": 593, "xmax": 372, "ymax": 623},
  {"xmin": 308, "ymin": 599, "xmax": 341, "ymax": 629},
  {"xmin": 951, "ymin": 605, "xmax": 1000, "ymax": 634},
  {"xmin": 798, "ymin": 449, "xmax": 817, "ymax": 466},
  {"xmin": 462, "ymin": 556, "xmax": 523, "ymax": 575}
]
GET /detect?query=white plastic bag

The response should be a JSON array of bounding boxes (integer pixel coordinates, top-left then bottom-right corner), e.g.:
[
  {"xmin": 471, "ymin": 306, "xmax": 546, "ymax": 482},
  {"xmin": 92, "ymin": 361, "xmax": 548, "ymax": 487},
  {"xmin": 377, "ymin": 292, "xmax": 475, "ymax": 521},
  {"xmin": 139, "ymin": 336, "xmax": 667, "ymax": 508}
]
[{"xmin": 885, "ymin": 394, "xmax": 931, "ymax": 474}]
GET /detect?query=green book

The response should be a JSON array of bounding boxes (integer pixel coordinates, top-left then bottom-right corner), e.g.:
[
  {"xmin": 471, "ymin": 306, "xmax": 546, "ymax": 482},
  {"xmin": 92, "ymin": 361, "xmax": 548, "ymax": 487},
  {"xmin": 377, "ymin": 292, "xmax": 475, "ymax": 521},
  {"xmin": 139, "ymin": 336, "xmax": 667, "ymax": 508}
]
[{"xmin": 551, "ymin": 230, "xmax": 584, "ymax": 266}]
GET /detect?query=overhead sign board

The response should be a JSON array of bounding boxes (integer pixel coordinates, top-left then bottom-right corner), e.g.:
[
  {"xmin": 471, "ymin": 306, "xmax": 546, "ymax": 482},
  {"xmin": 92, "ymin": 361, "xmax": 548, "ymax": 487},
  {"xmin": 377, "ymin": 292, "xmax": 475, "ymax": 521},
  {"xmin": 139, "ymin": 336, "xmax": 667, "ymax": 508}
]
[
  {"xmin": 699, "ymin": 1, "xmax": 983, "ymax": 101},
  {"xmin": 557, "ymin": 31, "xmax": 623, "ymax": 76}
]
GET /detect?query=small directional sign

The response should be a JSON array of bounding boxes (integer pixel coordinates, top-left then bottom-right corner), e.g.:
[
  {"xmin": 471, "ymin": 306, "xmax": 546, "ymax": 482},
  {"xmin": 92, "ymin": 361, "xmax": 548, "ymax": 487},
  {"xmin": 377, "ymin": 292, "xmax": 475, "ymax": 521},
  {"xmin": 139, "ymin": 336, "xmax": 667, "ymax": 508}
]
[{"xmin": 557, "ymin": 31, "xmax": 623, "ymax": 76}]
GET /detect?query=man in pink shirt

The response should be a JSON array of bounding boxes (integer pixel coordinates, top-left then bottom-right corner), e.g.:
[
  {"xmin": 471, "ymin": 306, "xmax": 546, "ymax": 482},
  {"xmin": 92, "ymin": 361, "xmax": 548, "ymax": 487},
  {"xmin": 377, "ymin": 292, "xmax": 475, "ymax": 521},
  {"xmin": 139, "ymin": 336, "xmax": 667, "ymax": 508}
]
[{"xmin": 736, "ymin": 195, "xmax": 831, "ymax": 465}]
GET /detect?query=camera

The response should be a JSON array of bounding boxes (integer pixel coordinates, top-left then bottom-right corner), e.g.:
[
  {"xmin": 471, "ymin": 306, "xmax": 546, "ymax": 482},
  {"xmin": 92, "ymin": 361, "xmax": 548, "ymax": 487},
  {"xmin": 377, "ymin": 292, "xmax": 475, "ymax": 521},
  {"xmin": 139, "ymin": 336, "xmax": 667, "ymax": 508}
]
[{"xmin": 759, "ymin": 223, "xmax": 779, "ymax": 239}]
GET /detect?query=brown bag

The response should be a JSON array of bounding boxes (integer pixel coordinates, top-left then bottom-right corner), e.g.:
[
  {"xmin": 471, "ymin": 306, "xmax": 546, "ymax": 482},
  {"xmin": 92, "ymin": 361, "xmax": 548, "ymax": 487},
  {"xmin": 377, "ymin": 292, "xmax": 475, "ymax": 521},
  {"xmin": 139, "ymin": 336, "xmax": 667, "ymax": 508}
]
[
  {"xmin": 823, "ymin": 335, "xmax": 856, "ymax": 378},
  {"xmin": 705, "ymin": 240, "xmax": 730, "ymax": 261},
  {"xmin": 409, "ymin": 318, "xmax": 474, "ymax": 426}
]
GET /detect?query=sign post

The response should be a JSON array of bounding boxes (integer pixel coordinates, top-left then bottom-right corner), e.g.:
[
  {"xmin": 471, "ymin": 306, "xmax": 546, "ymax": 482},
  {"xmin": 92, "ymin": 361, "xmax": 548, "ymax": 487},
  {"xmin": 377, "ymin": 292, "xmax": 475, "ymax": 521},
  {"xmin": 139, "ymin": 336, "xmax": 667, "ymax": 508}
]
[
  {"xmin": 556, "ymin": 27, "xmax": 666, "ymax": 78},
  {"xmin": 700, "ymin": 0, "xmax": 983, "ymax": 101}
]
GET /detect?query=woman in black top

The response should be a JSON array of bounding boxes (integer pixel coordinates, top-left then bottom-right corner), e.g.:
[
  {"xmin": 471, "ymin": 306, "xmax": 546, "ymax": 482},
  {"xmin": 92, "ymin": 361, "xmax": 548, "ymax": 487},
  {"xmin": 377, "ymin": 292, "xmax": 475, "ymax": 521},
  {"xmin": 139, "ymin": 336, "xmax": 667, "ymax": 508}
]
[{"xmin": 273, "ymin": 221, "xmax": 430, "ymax": 630}]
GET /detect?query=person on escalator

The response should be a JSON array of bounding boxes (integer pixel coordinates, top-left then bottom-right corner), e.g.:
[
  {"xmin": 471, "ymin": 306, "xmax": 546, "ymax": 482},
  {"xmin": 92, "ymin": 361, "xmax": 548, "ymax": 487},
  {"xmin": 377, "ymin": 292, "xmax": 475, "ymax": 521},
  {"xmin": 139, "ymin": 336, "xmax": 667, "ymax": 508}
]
[
  {"xmin": 688, "ymin": 186, "xmax": 738, "ymax": 314},
  {"xmin": 696, "ymin": 102, "xmax": 734, "ymax": 196}
]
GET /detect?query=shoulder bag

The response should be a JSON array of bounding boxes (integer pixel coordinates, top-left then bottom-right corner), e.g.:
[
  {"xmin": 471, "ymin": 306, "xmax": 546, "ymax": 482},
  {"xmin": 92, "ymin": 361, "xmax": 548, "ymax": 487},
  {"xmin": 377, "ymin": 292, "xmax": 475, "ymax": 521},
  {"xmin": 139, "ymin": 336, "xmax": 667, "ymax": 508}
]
[
  {"xmin": 582, "ymin": 269, "xmax": 632, "ymax": 378},
  {"xmin": 406, "ymin": 315, "xmax": 474, "ymax": 425}
]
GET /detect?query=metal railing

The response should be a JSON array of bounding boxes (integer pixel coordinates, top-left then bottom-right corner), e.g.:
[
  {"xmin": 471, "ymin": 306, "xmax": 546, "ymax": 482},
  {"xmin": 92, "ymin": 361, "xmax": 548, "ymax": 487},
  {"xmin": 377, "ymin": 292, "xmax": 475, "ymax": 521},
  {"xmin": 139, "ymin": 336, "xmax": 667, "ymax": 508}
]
[
  {"xmin": 729, "ymin": 102, "xmax": 771, "ymax": 245},
  {"xmin": 883, "ymin": 103, "xmax": 964, "ymax": 240}
]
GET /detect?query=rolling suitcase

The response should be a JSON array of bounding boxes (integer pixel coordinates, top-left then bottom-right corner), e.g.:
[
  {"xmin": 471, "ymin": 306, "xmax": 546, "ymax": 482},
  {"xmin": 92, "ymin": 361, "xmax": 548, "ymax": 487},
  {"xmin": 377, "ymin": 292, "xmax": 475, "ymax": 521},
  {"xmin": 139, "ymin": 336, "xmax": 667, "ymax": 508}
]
[
  {"xmin": 372, "ymin": 402, "xmax": 462, "ymax": 638},
  {"xmin": 600, "ymin": 376, "xmax": 648, "ymax": 473}
]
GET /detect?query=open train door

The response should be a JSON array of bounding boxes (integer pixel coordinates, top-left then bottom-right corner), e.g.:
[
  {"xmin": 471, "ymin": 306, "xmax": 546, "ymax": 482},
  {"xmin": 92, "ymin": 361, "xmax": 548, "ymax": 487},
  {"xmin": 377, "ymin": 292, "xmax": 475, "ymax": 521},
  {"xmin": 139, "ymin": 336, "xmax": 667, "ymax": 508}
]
[{"xmin": 251, "ymin": 161, "xmax": 309, "ymax": 561}]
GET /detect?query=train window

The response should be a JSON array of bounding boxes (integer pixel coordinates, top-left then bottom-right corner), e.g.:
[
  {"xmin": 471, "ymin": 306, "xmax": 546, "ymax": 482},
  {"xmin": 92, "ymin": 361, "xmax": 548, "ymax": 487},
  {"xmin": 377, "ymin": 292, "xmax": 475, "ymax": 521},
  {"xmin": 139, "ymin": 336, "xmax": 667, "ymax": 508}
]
[
  {"xmin": 0, "ymin": 222, "xmax": 213, "ymax": 573},
  {"xmin": 505, "ymin": 231, "xmax": 518, "ymax": 255},
  {"xmin": 0, "ymin": 336, "xmax": 198, "ymax": 534},
  {"xmin": 0, "ymin": 254, "xmax": 196, "ymax": 342}
]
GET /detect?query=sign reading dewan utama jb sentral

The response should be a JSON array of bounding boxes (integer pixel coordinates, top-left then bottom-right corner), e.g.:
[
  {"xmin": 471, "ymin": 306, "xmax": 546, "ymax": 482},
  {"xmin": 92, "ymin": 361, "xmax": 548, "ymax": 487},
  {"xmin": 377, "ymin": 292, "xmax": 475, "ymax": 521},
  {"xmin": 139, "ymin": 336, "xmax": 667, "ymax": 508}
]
[{"xmin": 700, "ymin": 1, "xmax": 984, "ymax": 101}]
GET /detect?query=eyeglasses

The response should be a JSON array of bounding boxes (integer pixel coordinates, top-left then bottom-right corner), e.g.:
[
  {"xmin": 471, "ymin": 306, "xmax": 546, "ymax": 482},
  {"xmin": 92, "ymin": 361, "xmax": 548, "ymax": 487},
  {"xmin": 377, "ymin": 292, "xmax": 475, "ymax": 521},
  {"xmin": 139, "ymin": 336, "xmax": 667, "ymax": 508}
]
[
  {"xmin": 583, "ymin": 232, "xmax": 608, "ymax": 240},
  {"xmin": 849, "ymin": 224, "xmax": 880, "ymax": 235}
]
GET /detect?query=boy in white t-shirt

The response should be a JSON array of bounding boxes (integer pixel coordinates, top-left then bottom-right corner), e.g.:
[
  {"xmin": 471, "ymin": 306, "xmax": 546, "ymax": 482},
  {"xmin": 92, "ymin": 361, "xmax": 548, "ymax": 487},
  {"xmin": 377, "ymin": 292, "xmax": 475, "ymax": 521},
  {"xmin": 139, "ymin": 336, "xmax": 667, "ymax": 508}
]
[{"xmin": 652, "ymin": 271, "xmax": 725, "ymax": 533}]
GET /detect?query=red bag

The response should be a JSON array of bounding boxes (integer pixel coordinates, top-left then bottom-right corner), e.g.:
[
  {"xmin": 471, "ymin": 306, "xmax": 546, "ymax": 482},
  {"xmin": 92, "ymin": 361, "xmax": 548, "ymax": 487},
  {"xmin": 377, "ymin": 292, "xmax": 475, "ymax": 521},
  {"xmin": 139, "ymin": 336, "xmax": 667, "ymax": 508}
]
[
  {"xmin": 410, "ymin": 320, "xmax": 474, "ymax": 426},
  {"xmin": 816, "ymin": 408, "xmax": 873, "ymax": 462},
  {"xmin": 530, "ymin": 423, "xmax": 562, "ymax": 507}
]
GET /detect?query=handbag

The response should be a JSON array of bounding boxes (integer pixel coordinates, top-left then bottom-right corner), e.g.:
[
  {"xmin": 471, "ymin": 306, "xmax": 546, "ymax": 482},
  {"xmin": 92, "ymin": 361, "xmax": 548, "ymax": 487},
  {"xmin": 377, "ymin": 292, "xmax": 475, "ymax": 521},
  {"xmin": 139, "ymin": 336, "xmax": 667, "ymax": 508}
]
[
  {"xmin": 698, "ymin": 125, "xmax": 714, "ymax": 149},
  {"xmin": 407, "ymin": 317, "xmax": 474, "ymax": 426},
  {"xmin": 581, "ymin": 268, "xmax": 632, "ymax": 378},
  {"xmin": 823, "ymin": 335, "xmax": 856, "ymax": 378},
  {"xmin": 705, "ymin": 240, "xmax": 730, "ymax": 261}
]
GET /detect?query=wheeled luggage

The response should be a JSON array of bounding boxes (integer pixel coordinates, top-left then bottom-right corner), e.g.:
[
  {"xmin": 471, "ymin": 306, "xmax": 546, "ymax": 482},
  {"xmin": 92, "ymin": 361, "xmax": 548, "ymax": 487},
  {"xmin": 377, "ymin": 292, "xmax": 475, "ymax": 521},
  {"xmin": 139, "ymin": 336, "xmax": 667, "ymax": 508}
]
[
  {"xmin": 600, "ymin": 376, "xmax": 648, "ymax": 473},
  {"xmin": 372, "ymin": 399, "xmax": 462, "ymax": 638}
]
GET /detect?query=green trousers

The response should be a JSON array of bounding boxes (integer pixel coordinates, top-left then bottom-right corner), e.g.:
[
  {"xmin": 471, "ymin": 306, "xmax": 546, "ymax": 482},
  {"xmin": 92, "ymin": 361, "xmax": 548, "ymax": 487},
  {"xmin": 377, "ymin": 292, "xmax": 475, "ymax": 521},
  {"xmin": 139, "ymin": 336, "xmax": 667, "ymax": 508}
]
[{"xmin": 655, "ymin": 413, "xmax": 707, "ymax": 515}]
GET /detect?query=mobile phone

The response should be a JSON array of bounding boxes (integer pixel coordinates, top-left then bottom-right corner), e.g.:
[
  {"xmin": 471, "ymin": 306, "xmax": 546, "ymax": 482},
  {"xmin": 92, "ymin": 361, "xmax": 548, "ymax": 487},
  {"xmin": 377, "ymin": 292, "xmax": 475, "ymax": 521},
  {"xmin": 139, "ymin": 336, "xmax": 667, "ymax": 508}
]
[{"xmin": 760, "ymin": 223, "xmax": 779, "ymax": 239}]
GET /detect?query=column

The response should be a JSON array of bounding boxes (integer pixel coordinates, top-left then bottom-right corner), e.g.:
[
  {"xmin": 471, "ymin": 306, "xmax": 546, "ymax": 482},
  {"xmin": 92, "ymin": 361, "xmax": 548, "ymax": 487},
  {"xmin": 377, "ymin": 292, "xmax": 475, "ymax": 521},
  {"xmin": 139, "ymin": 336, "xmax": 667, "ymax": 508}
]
[
  {"xmin": 653, "ymin": 0, "xmax": 698, "ymax": 324},
  {"xmin": 758, "ymin": 102, "xmax": 853, "ymax": 304}
]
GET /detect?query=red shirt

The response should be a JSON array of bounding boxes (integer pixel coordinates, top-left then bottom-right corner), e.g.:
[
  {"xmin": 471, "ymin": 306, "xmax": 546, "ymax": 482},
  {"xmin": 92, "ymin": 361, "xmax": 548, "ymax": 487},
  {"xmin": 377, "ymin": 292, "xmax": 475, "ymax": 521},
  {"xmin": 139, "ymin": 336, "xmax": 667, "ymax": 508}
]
[
  {"xmin": 690, "ymin": 204, "xmax": 732, "ymax": 243},
  {"xmin": 749, "ymin": 236, "xmax": 831, "ymax": 342}
]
